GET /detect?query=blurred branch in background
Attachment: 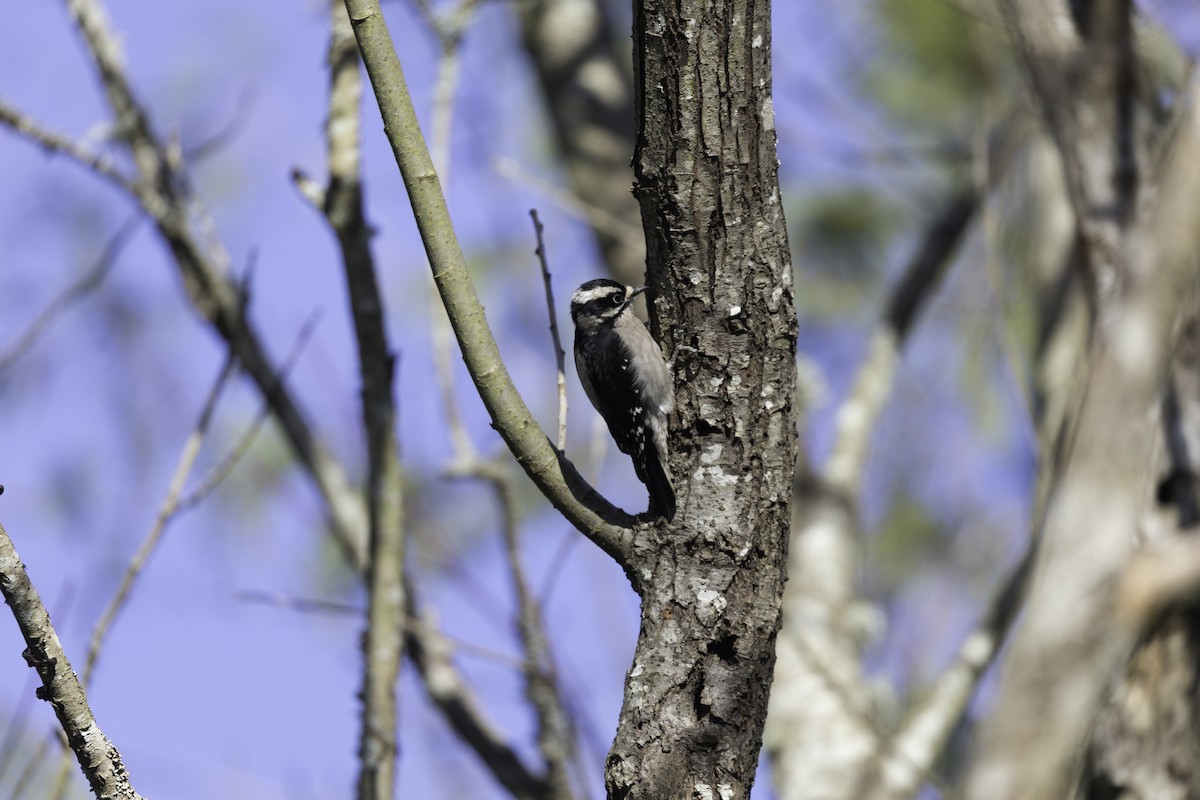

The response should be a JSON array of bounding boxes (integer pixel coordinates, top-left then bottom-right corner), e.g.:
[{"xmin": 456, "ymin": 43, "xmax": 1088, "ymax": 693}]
[
  {"xmin": 417, "ymin": 7, "xmax": 580, "ymax": 789},
  {"xmin": 341, "ymin": 0, "xmax": 636, "ymax": 566},
  {"xmin": 0, "ymin": 215, "xmax": 139, "ymax": 374},
  {"xmin": 1000, "ymin": 0, "xmax": 1143, "ymax": 312},
  {"xmin": 966, "ymin": 57, "xmax": 1200, "ymax": 799},
  {"xmin": 56, "ymin": 0, "xmax": 372, "ymax": 571},
  {"xmin": 768, "ymin": 118, "xmax": 1023, "ymax": 800},
  {"xmin": 296, "ymin": 4, "xmax": 408, "ymax": 796},
  {"xmin": 419, "ymin": 0, "xmax": 480, "ymax": 462},
  {"xmin": 512, "ymin": 0, "xmax": 643, "ymax": 287}
]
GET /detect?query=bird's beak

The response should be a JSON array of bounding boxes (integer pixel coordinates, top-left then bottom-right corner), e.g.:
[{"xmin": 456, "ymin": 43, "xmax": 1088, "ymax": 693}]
[{"xmin": 629, "ymin": 286, "xmax": 647, "ymax": 298}]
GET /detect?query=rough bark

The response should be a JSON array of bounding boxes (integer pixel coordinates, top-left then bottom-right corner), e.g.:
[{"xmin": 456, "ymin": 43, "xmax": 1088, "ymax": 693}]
[{"xmin": 603, "ymin": 2, "xmax": 796, "ymax": 798}]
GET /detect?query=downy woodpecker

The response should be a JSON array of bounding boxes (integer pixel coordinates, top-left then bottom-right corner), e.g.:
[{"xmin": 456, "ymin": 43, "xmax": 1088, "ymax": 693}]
[{"xmin": 570, "ymin": 279, "xmax": 675, "ymax": 519}]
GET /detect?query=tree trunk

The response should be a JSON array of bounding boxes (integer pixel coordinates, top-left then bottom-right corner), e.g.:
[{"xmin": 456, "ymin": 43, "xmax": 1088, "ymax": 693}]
[
  {"xmin": 604, "ymin": 2, "xmax": 796, "ymax": 798},
  {"xmin": 1075, "ymin": 307, "xmax": 1200, "ymax": 800}
]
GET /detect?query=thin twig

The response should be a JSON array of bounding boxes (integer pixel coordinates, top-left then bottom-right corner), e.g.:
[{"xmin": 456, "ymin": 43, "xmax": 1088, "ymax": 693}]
[
  {"xmin": 44, "ymin": 353, "xmax": 238, "ymax": 798},
  {"xmin": 0, "ymin": 99, "xmax": 138, "ymax": 196},
  {"xmin": 309, "ymin": 5, "xmax": 408, "ymax": 796},
  {"xmin": 182, "ymin": 86, "xmax": 257, "ymax": 162},
  {"xmin": 0, "ymin": 215, "xmax": 139, "ymax": 373},
  {"xmin": 495, "ymin": 156, "xmax": 645, "ymax": 255},
  {"xmin": 66, "ymin": 309, "xmax": 314, "ymax": 740},
  {"xmin": 345, "ymin": 0, "xmax": 635, "ymax": 562},
  {"xmin": 237, "ymin": 589, "xmax": 528, "ymax": 669},
  {"xmin": 0, "ymin": 522, "xmax": 145, "ymax": 799},
  {"xmin": 423, "ymin": 0, "xmax": 480, "ymax": 465},
  {"xmin": 406, "ymin": 588, "xmax": 555, "ymax": 797},
  {"xmin": 530, "ymin": 209, "xmax": 569, "ymax": 451},
  {"xmin": 81, "ymin": 353, "xmax": 236, "ymax": 693},
  {"xmin": 176, "ymin": 312, "xmax": 322, "ymax": 515},
  {"xmin": 492, "ymin": 466, "xmax": 576, "ymax": 797}
]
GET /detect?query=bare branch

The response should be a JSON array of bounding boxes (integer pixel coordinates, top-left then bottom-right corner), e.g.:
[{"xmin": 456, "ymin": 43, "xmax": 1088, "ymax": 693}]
[
  {"xmin": 0, "ymin": 99, "xmax": 138, "ymax": 196},
  {"xmin": 300, "ymin": 4, "xmax": 409, "ymax": 796},
  {"xmin": 80, "ymin": 353, "xmax": 236, "ymax": 694},
  {"xmin": 491, "ymin": 468, "xmax": 576, "ymax": 797},
  {"xmin": 53, "ymin": 0, "xmax": 370, "ymax": 570},
  {"xmin": 530, "ymin": 209, "xmax": 569, "ymax": 452},
  {"xmin": 965, "ymin": 72, "xmax": 1200, "ymax": 800},
  {"xmin": 342, "ymin": 0, "xmax": 637, "ymax": 570},
  {"xmin": 63, "ymin": 0, "xmax": 165, "ymax": 188},
  {"xmin": 0, "ymin": 521, "xmax": 145, "ymax": 799},
  {"xmin": 0, "ymin": 215, "xmax": 139, "ymax": 373}
]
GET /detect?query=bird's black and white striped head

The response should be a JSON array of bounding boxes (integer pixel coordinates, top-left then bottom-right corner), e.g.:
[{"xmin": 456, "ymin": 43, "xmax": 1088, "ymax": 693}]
[{"xmin": 570, "ymin": 279, "xmax": 643, "ymax": 330}]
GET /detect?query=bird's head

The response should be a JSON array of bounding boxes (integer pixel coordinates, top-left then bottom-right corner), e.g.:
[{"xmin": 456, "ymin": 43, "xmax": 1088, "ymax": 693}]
[{"xmin": 570, "ymin": 279, "xmax": 644, "ymax": 330}]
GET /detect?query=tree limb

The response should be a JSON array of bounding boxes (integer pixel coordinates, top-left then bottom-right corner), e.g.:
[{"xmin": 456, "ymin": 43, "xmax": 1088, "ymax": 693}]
[
  {"xmin": 58, "ymin": 0, "xmax": 371, "ymax": 569},
  {"xmin": 769, "ymin": 124, "xmax": 1020, "ymax": 800},
  {"xmin": 0, "ymin": 521, "xmax": 145, "ymax": 800},
  {"xmin": 965, "ymin": 70, "xmax": 1200, "ymax": 800},
  {"xmin": 341, "ymin": 0, "xmax": 637, "ymax": 573},
  {"xmin": 302, "ymin": 5, "xmax": 408, "ymax": 795}
]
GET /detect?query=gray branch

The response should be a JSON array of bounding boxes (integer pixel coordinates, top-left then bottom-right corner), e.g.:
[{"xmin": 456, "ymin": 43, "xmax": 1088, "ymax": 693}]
[
  {"xmin": 341, "ymin": 0, "xmax": 637, "ymax": 571},
  {"xmin": 0, "ymin": 520, "xmax": 145, "ymax": 800},
  {"xmin": 964, "ymin": 71, "xmax": 1200, "ymax": 800}
]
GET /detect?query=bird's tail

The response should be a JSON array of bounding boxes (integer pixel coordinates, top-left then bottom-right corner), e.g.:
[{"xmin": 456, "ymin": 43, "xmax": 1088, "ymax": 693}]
[{"xmin": 644, "ymin": 450, "xmax": 676, "ymax": 520}]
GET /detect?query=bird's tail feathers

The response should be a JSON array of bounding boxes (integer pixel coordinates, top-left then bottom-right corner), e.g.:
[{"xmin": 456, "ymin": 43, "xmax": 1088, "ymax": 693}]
[{"xmin": 644, "ymin": 451, "xmax": 676, "ymax": 520}]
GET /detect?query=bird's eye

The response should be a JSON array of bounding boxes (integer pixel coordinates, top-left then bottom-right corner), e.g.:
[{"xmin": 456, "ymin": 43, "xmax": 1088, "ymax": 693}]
[{"xmin": 611, "ymin": 294, "xmax": 624, "ymax": 306}]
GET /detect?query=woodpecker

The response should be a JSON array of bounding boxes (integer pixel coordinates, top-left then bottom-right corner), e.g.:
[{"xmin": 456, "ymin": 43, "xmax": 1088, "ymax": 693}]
[{"xmin": 570, "ymin": 279, "xmax": 675, "ymax": 519}]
